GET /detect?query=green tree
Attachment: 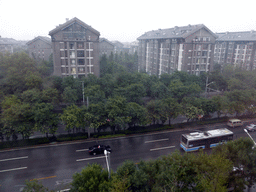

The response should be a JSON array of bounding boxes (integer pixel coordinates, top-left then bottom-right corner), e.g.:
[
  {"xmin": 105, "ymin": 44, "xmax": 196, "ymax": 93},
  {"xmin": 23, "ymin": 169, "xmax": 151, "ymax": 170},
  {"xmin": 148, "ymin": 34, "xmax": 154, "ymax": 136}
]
[
  {"xmin": 23, "ymin": 179, "xmax": 51, "ymax": 192},
  {"xmin": 84, "ymin": 85, "xmax": 105, "ymax": 104},
  {"xmin": 105, "ymin": 96, "xmax": 131, "ymax": 134},
  {"xmin": 70, "ymin": 164, "xmax": 110, "ymax": 192},
  {"xmin": 32, "ymin": 103, "xmax": 59, "ymax": 138},
  {"xmin": 126, "ymin": 102, "xmax": 149, "ymax": 127},
  {"xmin": 61, "ymin": 86, "xmax": 78, "ymax": 104},
  {"xmin": 60, "ymin": 104, "xmax": 82, "ymax": 134},
  {"xmin": 161, "ymin": 97, "xmax": 181, "ymax": 125}
]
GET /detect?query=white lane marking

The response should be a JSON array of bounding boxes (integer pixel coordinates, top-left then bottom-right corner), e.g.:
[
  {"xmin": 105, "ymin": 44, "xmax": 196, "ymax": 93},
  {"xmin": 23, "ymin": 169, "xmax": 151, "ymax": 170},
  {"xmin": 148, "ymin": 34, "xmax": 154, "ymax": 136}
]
[
  {"xmin": 76, "ymin": 149, "xmax": 88, "ymax": 152},
  {"xmin": 76, "ymin": 156, "xmax": 105, "ymax": 162},
  {"xmin": 0, "ymin": 167, "xmax": 27, "ymax": 173},
  {"xmin": 0, "ymin": 156, "xmax": 28, "ymax": 162},
  {"xmin": 145, "ymin": 138, "xmax": 169, "ymax": 143},
  {"xmin": 150, "ymin": 146, "xmax": 175, "ymax": 151}
]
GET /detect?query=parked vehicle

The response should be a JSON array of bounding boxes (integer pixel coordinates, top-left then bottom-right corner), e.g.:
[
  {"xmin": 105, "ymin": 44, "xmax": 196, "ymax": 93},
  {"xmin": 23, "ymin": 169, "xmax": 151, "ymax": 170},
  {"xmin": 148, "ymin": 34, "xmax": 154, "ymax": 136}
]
[
  {"xmin": 88, "ymin": 144, "xmax": 111, "ymax": 155},
  {"xmin": 245, "ymin": 124, "xmax": 256, "ymax": 132},
  {"xmin": 227, "ymin": 119, "xmax": 243, "ymax": 128}
]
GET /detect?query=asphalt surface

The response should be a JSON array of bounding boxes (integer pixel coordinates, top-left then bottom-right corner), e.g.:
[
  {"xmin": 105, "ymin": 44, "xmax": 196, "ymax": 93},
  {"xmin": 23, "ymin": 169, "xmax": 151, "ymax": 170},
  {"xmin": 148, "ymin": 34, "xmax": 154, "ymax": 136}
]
[{"xmin": 0, "ymin": 120, "xmax": 256, "ymax": 192}]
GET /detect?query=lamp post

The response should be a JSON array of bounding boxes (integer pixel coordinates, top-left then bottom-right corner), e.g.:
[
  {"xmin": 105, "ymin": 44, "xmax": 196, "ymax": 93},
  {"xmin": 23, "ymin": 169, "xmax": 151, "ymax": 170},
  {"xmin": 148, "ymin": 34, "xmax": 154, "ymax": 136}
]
[
  {"xmin": 244, "ymin": 129, "xmax": 256, "ymax": 146},
  {"xmin": 205, "ymin": 76, "xmax": 215, "ymax": 98},
  {"xmin": 104, "ymin": 149, "xmax": 110, "ymax": 179}
]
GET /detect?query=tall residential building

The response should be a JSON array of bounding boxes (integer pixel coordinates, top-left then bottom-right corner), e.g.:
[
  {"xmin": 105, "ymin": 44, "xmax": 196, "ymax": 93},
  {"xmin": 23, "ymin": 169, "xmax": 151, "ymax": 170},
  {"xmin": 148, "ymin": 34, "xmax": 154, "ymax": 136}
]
[
  {"xmin": 214, "ymin": 31, "xmax": 256, "ymax": 70},
  {"xmin": 137, "ymin": 24, "xmax": 217, "ymax": 76},
  {"xmin": 26, "ymin": 36, "xmax": 52, "ymax": 61},
  {"xmin": 99, "ymin": 38, "xmax": 114, "ymax": 57},
  {"xmin": 49, "ymin": 18, "xmax": 100, "ymax": 78}
]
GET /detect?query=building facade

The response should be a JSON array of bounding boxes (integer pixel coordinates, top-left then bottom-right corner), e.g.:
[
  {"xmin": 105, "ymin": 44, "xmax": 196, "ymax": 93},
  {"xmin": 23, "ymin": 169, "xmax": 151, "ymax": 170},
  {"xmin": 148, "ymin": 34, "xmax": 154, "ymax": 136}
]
[
  {"xmin": 49, "ymin": 17, "xmax": 100, "ymax": 78},
  {"xmin": 137, "ymin": 24, "xmax": 217, "ymax": 76},
  {"xmin": 214, "ymin": 31, "xmax": 256, "ymax": 70},
  {"xmin": 26, "ymin": 36, "xmax": 52, "ymax": 61},
  {"xmin": 99, "ymin": 38, "xmax": 114, "ymax": 57}
]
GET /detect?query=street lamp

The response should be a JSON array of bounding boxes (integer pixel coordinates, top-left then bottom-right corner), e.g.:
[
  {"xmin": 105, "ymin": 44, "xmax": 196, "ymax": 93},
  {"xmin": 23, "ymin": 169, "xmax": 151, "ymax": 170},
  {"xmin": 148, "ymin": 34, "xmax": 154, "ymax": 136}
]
[
  {"xmin": 244, "ymin": 129, "xmax": 256, "ymax": 146},
  {"xmin": 104, "ymin": 149, "xmax": 111, "ymax": 178}
]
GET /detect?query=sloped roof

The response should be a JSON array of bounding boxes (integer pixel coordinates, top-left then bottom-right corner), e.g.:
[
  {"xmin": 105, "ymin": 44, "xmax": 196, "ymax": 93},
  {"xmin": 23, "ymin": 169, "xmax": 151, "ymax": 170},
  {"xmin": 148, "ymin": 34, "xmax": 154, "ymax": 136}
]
[
  {"xmin": 26, "ymin": 36, "xmax": 51, "ymax": 45},
  {"xmin": 0, "ymin": 37, "xmax": 18, "ymax": 45},
  {"xmin": 216, "ymin": 31, "xmax": 256, "ymax": 41},
  {"xmin": 137, "ymin": 24, "xmax": 218, "ymax": 40},
  {"xmin": 111, "ymin": 41, "xmax": 124, "ymax": 47},
  {"xmin": 48, "ymin": 17, "xmax": 100, "ymax": 36},
  {"xmin": 99, "ymin": 38, "xmax": 114, "ymax": 46}
]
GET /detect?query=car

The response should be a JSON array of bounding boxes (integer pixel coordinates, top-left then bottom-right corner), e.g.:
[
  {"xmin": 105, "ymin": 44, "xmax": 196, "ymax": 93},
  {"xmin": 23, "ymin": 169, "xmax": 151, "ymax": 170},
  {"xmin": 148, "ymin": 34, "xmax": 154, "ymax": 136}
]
[
  {"xmin": 245, "ymin": 124, "xmax": 256, "ymax": 132},
  {"xmin": 88, "ymin": 144, "xmax": 111, "ymax": 155}
]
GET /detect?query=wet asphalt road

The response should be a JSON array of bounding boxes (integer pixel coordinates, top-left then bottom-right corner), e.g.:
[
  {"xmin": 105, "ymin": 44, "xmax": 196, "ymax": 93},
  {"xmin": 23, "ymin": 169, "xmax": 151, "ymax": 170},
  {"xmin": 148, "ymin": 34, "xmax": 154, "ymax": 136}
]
[{"xmin": 0, "ymin": 122, "xmax": 255, "ymax": 192}]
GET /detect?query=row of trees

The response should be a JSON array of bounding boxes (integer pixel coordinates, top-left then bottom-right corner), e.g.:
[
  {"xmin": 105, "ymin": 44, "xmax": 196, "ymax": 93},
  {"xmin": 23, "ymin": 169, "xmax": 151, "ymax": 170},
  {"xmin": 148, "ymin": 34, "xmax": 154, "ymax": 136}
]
[
  {"xmin": 23, "ymin": 138, "xmax": 256, "ymax": 192},
  {"xmin": 2, "ymin": 51, "xmax": 256, "ymax": 140}
]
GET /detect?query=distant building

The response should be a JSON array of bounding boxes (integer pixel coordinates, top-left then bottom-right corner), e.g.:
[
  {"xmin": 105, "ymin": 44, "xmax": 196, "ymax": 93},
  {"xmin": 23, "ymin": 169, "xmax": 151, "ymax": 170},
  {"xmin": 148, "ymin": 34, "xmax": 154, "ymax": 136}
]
[
  {"xmin": 137, "ymin": 24, "xmax": 217, "ymax": 76},
  {"xmin": 49, "ymin": 17, "xmax": 100, "ymax": 78},
  {"xmin": 214, "ymin": 31, "xmax": 256, "ymax": 70},
  {"xmin": 26, "ymin": 36, "xmax": 52, "ymax": 61},
  {"xmin": 0, "ymin": 37, "xmax": 19, "ymax": 54},
  {"xmin": 129, "ymin": 41, "xmax": 138, "ymax": 54},
  {"xmin": 99, "ymin": 38, "xmax": 114, "ymax": 57},
  {"xmin": 111, "ymin": 41, "xmax": 124, "ymax": 54}
]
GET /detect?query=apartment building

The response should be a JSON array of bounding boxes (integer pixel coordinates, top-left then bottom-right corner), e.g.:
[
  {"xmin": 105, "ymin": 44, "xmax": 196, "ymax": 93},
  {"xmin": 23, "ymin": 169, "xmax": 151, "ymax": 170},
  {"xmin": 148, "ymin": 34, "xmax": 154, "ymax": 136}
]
[
  {"xmin": 137, "ymin": 24, "xmax": 217, "ymax": 76},
  {"xmin": 26, "ymin": 36, "xmax": 52, "ymax": 61},
  {"xmin": 99, "ymin": 38, "xmax": 114, "ymax": 57},
  {"xmin": 214, "ymin": 31, "xmax": 256, "ymax": 70},
  {"xmin": 49, "ymin": 17, "xmax": 100, "ymax": 78}
]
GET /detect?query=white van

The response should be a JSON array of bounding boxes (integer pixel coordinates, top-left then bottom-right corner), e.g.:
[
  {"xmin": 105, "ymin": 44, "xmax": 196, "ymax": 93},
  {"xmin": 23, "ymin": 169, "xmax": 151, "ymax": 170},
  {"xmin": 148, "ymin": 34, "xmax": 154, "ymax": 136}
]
[{"xmin": 227, "ymin": 119, "xmax": 243, "ymax": 128}]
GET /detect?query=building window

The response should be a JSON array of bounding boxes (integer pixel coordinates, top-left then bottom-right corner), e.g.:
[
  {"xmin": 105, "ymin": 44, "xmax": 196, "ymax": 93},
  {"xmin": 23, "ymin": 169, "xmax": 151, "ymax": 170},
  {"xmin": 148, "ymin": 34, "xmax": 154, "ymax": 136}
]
[
  {"xmin": 71, "ymin": 59, "xmax": 76, "ymax": 65},
  {"xmin": 69, "ymin": 43, "xmax": 74, "ymax": 49},
  {"xmin": 77, "ymin": 42, "xmax": 84, "ymax": 49},
  {"xmin": 77, "ymin": 50, "xmax": 84, "ymax": 57},
  {"xmin": 70, "ymin": 51, "xmax": 75, "ymax": 58},
  {"xmin": 78, "ymin": 59, "xmax": 85, "ymax": 65},
  {"xmin": 71, "ymin": 67, "xmax": 76, "ymax": 74},
  {"xmin": 78, "ymin": 67, "xmax": 85, "ymax": 72}
]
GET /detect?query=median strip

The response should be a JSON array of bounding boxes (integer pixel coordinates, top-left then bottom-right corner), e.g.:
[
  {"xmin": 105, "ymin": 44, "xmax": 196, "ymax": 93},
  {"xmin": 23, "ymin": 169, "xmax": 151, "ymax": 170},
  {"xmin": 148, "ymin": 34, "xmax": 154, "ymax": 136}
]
[
  {"xmin": 30, "ymin": 175, "xmax": 57, "ymax": 181},
  {"xmin": 145, "ymin": 138, "xmax": 169, "ymax": 143},
  {"xmin": 150, "ymin": 146, "xmax": 175, "ymax": 151},
  {"xmin": 0, "ymin": 167, "xmax": 27, "ymax": 173},
  {"xmin": 0, "ymin": 156, "xmax": 28, "ymax": 162},
  {"xmin": 76, "ymin": 156, "xmax": 105, "ymax": 162}
]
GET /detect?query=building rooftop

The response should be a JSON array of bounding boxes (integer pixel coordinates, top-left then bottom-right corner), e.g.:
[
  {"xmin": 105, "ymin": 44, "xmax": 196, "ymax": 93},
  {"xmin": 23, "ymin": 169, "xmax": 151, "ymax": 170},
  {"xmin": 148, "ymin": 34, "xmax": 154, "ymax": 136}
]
[
  {"xmin": 26, "ymin": 36, "xmax": 51, "ymax": 45},
  {"xmin": 216, "ymin": 31, "xmax": 256, "ymax": 41},
  {"xmin": 137, "ymin": 24, "xmax": 217, "ymax": 40},
  {"xmin": 49, "ymin": 17, "xmax": 100, "ymax": 36}
]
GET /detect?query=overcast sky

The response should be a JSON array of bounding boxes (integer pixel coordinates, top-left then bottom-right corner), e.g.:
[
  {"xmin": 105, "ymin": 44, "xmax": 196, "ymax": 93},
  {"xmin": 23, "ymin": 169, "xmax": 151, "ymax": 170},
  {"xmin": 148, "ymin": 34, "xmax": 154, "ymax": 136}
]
[{"xmin": 1, "ymin": 0, "xmax": 256, "ymax": 42}]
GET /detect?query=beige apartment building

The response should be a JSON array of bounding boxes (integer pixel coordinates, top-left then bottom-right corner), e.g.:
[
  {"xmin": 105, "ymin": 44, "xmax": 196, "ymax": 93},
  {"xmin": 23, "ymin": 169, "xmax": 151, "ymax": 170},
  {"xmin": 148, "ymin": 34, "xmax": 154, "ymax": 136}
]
[
  {"xmin": 137, "ymin": 24, "xmax": 217, "ymax": 76},
  {"xmin": 49, "ymin": 17, "xmax": 100, "ymax": 78}
]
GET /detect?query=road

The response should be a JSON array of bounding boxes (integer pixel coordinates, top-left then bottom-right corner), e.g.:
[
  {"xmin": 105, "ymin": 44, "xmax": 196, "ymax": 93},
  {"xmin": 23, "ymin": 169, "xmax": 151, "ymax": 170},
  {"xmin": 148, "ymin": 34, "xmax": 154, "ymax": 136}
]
[{"xmin": 0, "ymin": 122, "xmax": 255, "ymax": 192}]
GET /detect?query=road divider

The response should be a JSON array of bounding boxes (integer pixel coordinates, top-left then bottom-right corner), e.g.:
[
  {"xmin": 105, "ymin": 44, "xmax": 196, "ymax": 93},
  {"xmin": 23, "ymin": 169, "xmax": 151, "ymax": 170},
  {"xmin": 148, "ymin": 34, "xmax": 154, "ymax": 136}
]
[
  {"xmin": 150, "ymin": 146, "xmax": 175, "ymax": 151},
  {"xmin": 30, "ymin": 175, "xmax": 56, "ymax": 181},
  {"xmin": 76, "ymin": 149, "xmax": 89, "ymax": 152},
  {"xmin": 0, "ymin": 167, "xmax": 27, "ymax": 173},
  {"xmin": 0, "ymin": 156, "xmax": 28, "ymax": 162},
  {"xmin": 76, "ymin": 156, "xmax": 105, "ymax": 162},
  {"xmin": 145, "ymin": 138, "xmax": 169, "ymax": 143}
]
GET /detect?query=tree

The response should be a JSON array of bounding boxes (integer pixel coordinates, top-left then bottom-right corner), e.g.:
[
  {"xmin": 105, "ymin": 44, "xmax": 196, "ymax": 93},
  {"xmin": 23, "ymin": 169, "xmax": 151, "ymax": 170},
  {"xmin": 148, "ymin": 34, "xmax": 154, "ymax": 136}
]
[
  {"xmin": 105, "ymin": 96, "xmax": 131, "ymax": 134},
  {"xmin": 61, "ymin": 86, "xmax": 78, "ymax": 104},
  {"xmin": 23, "ymin": 179, "xmax": 51, "ymax": 192},
  {"xmin": 84, "ymin": 85, "xmax": 106, "ymax": 104},
  {"xmin": 161, "ymin": 97, "xmax": 181, "ymax": 125},
  {"xmin": 126, "ymin": 102, "xmax": 149, "ymax": 127},
  {"xmin": 60, "ymin": 104, "xmax": 82, "ymax": 134},
  {"xmin": 32, "ymin": 103, "xmax": 59, "ymax": 138},
  {"xmin": 212, "ymin": 95, "xmax": 229, "ymax": 118},
  {"xmin": 146, "ymin": 100, "xmax": 162, "ymax": 125},
  {"xmin": 195, "ymin": 152, "xmax": 232, "ymax": 192},
  {"xmin": 183, "ymin": 104, "xmax": 204, "ymax": 122},
  {"xmin": 70, "ymin": 163, "xmax": 110, "ymax": 192},
  {"xmin": 213, "ymin": 138, "xmax": 256, "ymax": 191}
]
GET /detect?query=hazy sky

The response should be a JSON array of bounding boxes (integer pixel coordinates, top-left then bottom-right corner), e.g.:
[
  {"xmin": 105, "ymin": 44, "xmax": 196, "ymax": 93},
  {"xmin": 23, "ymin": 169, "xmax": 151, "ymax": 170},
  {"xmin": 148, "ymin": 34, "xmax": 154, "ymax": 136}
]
[{"xmin": 1, "ymin": 0, "xmax": 256, "ymax": 42}]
